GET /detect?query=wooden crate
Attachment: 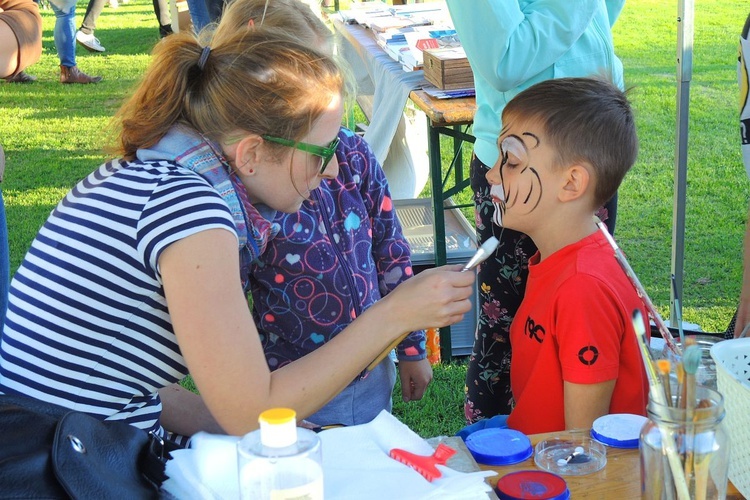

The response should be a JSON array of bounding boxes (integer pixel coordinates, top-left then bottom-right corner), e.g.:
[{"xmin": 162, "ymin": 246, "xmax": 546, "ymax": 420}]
[{"xmin": 423, "ymin": 47, "xmax": 474, "ymax": 90}]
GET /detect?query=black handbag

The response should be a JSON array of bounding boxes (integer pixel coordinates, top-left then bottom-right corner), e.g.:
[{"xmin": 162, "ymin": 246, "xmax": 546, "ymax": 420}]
[{"xmin": 0, "ymin": 394, "xmax": 169, "ymax": 499}]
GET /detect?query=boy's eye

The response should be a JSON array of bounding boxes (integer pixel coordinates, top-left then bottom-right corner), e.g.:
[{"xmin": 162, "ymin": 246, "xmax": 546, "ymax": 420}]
[
  {"xmin": 500, "ymin": 136, "xmax": 527, "ymax": 169},
  {"xmin": 503, "ymin": 153, "xmax": 520, "ymax": 169}
]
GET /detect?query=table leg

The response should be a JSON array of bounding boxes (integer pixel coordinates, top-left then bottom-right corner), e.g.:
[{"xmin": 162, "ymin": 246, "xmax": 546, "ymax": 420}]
[{"xmin": 427, "ymin": 118, "xmax": 452, "ymax": 362}]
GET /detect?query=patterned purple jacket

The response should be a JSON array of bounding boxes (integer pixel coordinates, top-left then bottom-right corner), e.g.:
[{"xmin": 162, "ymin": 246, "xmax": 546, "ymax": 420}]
[{"xmin": 249, "ymin": 128, "xmax": 426, "ymax": 370}]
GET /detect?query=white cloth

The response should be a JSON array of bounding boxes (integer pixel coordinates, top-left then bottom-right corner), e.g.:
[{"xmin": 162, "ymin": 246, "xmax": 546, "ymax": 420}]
[{"xmin": 161, "ymin": 411, "xmax": 496, "ymax": 499}]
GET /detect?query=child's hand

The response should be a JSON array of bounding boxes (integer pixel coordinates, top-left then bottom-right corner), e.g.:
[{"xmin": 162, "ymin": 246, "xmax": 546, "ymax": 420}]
[{"xmin": 398, "ymin": 358, "xmax": 433, "ymax": 402}]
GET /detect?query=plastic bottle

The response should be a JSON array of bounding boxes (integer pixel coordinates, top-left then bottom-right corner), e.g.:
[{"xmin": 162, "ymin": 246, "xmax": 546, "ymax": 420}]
[{"xmin": 237, "ymin": 408, "xmax": 323, "ymax": 500}]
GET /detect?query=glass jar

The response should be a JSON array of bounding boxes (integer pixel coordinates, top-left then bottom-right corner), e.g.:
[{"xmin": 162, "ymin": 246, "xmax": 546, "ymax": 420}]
[
  {"xmin": 660, "ymin": 335, "xmax": 722, "ymax": 391},
  {"xmin": 237, "ymin": 408, "xmax": 323, "ymax": 500},
  {"xmin": 639, "ymin": 385, "xmax": 730, "ymax": 499}
]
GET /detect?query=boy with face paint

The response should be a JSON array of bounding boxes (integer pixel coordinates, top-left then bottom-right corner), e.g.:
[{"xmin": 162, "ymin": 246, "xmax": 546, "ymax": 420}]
[{"xmin": 485, "ymin": 77, "xmax": 648, "ymax": 434}]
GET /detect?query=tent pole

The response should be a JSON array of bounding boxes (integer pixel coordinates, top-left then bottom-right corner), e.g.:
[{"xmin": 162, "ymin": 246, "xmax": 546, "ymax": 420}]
[{"xmin": 670, "ymin": 0, "xmax": 693, "ymax": 328}]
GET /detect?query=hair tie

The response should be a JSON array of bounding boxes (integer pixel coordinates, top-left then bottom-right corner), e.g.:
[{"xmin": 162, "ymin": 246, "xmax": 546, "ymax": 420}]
[{"xmin": 198, "ymin": 46, "xmax": 211, "ymax": 70}]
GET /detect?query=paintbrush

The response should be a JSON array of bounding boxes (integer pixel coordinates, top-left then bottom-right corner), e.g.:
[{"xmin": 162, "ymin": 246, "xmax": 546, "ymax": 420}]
[
  {"xmin": 692, "ymin": 399, "xmax": 713, "ymax": 500},
  {"xmin": 461, "ymin": 236, "xmax": 499, "ymax": 272},
  {"xmin": 671, "ymin": 274, "xmax": 686, "ymax": 346},
  {"xmin": 676, "ymin": 362, "xmax": 686, "ymax": 409},
  {"xmin": 597, "ymin": 220, "xmax": 681, "ymax": 356},
  {"xmin": 657, "ymin": 359, "xmax": 673, "ymax": 406},
  {"xmin": 682, "ymin": 340, "xmax": 701, "ymax": 481},
  {"xmin": 632, "ymin": 309, "xmax": 691, "ymax": 500},
  {"xmin": 365, "ymin": 237, "xmax": 500, "ymax": 372}
]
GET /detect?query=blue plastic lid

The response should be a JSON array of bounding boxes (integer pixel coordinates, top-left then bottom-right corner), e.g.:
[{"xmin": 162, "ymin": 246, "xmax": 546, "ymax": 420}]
[
  {"xmin": 495, "ymin": 470, "xmax": 571, "ymax": 500},
  {"xmin": 465, "ymin": 428, "xmax": 533, "ymax": 465},
  {"xmin": 590, "ymin": 413, "xmax": 648, "ymax": 449}
]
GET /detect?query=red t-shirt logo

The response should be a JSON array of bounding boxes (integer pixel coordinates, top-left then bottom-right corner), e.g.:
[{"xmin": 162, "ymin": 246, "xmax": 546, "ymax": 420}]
[
  {"xmin": 524, "ymin": 316, "xmax": 545, "ymax": 343},
  {"xmin": 577, "ymin": 345, "xmax": 599, "ymax": 366}
]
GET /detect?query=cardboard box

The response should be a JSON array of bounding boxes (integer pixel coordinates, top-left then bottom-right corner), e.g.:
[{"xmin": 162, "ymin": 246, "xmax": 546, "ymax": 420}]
[
  {"xmin": 423, "ymin": 47, "xmax": 474, "ymax": 90},
  {"xmin": 172, "ymin": 0, "xmax": 192, "ymax": 33},
  {"xmin": 394, "ymin": 198, "xmax": 478, "ymax": 356}
]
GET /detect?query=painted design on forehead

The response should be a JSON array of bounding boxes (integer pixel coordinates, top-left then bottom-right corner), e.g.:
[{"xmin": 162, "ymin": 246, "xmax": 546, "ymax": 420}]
[{"xmin": 490, "ymin": 129, "xmax": 544, "ymax": 228}]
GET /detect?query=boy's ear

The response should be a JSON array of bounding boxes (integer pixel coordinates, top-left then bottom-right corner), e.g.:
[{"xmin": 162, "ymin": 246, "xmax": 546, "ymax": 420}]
[
  {"xmin": 233, "ymin": 134, "xmax": 265, "ymax": 175},
  {"xmin": 559, "ymin": 164, "xmax": 591, "ymax": 202}
]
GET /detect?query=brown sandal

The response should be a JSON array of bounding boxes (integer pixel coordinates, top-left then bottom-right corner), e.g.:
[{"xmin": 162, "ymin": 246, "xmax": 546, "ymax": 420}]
[
  {"xmin": 3, "ymin": 71, "xmax": 37, "ymax": 83},
  {"xmin": 60, "ymin": 65, "xmax": 102, "ymax": 84}
]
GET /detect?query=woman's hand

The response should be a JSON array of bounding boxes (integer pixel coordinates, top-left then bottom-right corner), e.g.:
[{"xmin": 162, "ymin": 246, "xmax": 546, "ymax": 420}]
[{"xmin": 377, "ymin": 264, "xmax": 476, "ymax": 336}]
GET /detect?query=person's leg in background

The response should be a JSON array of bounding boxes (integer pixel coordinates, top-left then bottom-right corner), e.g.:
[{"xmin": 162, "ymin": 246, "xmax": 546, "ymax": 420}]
[
  {"xmin": 152, "ymin": 0, "xmax": 172, "ymax": 37},
  {"xmin": 186, "ymin": 0, "xmax": 210, "ymax": 32},
  {"xmin": 49, "ymin": 0, "xmax": 102, "ymax": 83},
  {"xmin": 202, "ymin": 0, "xmax": 224, "ymax": 25},
  {"xmin": 463, "ymin": 154, "xmax": 536, "ymax": 424},
  {"xmin": 75, "ymin": 0, "xmax": 107, "ymax": 53}
]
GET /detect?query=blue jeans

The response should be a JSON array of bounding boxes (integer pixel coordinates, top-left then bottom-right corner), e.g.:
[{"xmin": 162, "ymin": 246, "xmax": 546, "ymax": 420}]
[
  {"xmin": 186, "ymin": 0, "xmax": 210, "ymax": 32},
  {"xmin": 203, "ymin": 0, "xmax": 223, "ymax": 26},
  {"xmin": 305, "ymin": 357, "xmax": 397, "ymax": 427},
  {"xmin": 49, "ymin": 0, "xmax": 76, "ymax": 67},
  {"xmin": 0, "ymin": 190, "xmax": 9, "ymax": 327}
]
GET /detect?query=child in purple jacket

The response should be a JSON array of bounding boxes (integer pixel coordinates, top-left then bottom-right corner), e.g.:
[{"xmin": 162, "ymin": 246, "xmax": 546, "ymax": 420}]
[{"xmin": 249, "ymin": 127, "xmax": 431, "ymax": 426}]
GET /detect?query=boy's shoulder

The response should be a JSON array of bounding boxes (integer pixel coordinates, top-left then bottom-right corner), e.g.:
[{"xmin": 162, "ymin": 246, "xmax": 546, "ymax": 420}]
[{"xmin": 560, "ymin": 231, "xmax": 640, "ymax": 307}]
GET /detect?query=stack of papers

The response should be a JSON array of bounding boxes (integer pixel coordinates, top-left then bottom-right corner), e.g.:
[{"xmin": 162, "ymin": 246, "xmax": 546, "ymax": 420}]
[
  {"xmin": 422, "ymin": 85, "xmax": 476, "ymax": 99},
  {"xmin": 338, "ymin": 1, "xmax": 455, "ymax": 72},
  {"xmin": 375, "ymin": 25, "xmax": 456, "ymax": 71}
]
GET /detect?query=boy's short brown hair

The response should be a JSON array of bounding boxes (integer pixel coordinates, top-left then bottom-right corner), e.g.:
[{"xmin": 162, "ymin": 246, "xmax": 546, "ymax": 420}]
[{"xmin": 502, "ymin": 77, "xmax": 638, "ymax": 208}]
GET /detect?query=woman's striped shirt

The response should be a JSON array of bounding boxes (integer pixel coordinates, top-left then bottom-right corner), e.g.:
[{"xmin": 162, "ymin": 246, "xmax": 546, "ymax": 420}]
[{"xmin": 0, "ymin": 159, "xmax": 237, "ymax": 434}]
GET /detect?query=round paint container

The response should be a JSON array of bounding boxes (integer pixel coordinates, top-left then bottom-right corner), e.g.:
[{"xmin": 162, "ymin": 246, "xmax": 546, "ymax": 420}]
[
  {"xmin": 495, "ymin": 470, "xmax": 570, "ymax": 500},
  {"xmin": 465, "ymin": 428, "xmax": 533, "ymax": 466},
  {"xmin": 590, "ymin": 413, "xmax": 648, "ymax": 449},
  {"xmin": 533, "ymin": 431, "xmax": 607, "ymax": 476}
]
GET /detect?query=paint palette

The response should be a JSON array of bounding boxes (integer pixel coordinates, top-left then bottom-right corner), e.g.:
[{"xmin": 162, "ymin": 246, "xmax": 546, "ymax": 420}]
[{"xmin": 533, "ymin": 430, "xmax": 607, "ymax": 476}]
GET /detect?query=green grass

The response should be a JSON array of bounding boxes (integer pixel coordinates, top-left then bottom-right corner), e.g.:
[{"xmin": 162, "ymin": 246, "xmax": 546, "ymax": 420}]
[{"xmin": 1, "ymin": 0, "xmax": 746, "ymax": 437}]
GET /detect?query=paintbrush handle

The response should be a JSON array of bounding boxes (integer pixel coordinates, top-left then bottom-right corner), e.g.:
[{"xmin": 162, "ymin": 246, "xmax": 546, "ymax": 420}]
[
  {"xmin": 598, "ymin": 222, "xmax": 682, "ymax": 356},
  {"xmin": 683, "ymin": 372, "xmax": 697, "ymax": 479},
  {"xmin": 367, "ymin": 333, "xmax": 408, "ymax": 372},
  {"xmin": 658, "ymin": 372, "xmax": 672, "ymax": 406}
]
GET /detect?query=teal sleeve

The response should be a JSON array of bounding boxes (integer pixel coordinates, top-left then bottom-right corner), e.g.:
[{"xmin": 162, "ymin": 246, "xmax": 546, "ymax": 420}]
[
  {"xmin": 604, "ymin": 0, "xmax": 626, "ymax": 27},
  {"xmin": 445, "ymin": 0, "xmax": 601, "ymax": 91}
]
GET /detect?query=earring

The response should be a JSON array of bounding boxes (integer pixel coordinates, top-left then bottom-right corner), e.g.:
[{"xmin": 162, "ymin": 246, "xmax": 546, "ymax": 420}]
[{"xmin": 248, "ymin": 168, "xmax": 254, "ymax": 174}]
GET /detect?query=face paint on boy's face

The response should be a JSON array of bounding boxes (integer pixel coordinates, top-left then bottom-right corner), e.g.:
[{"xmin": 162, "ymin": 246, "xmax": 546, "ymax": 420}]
[{"xmin": 488, "ymin": 132, "xmax": 544, "ymax": 229}]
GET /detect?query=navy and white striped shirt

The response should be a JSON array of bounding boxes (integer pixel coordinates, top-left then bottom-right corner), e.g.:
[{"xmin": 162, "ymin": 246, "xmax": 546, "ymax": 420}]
[{"xmin": 0, "ymin": 159, "xmax": 237, "ymax": 434}]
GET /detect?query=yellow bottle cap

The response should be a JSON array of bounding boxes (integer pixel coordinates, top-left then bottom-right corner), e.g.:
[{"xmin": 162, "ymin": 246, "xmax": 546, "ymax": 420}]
[
  {"xmin": 258, "ymin": 408, "xmax": 297, "ymax": 448},
  {"xmin": 259, "ymin": 408, "xmax": 296, "ymax": 426}
]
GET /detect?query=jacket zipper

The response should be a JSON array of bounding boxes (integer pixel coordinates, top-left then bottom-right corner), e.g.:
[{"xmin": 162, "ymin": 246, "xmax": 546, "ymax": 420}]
[{"xmin": 312, "ymin": 188, "xmax": 363, "ymax": 319}]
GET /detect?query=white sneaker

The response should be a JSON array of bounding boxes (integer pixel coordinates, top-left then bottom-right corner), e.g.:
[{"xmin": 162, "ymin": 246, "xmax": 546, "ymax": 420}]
[
  {"xmin": 75, "ymin": 31, "xmax": 105, "ymax": 53},
  {"xmin": 108, "ymin": 0, "xmax": 118, "ymax": 7}
]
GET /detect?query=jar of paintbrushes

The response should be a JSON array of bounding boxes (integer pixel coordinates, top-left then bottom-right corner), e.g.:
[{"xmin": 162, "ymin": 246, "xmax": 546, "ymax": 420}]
[
  {"xmin": 630, "ymin": 310, "xmax": 731, "ymax": 499},
  {"xmin": 639, "ymin": 381, "xmax": 730, "ymax": 499}
]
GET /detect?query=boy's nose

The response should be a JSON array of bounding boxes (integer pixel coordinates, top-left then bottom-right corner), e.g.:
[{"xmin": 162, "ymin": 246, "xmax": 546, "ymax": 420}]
[{"xmin": 485, "ymin": 161, "xmax": 502, "ymax": 185}]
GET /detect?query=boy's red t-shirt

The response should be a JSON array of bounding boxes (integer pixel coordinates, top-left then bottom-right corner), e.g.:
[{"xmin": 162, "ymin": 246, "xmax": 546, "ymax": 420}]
[{"xmin": 506, "ymin": 231, "xmax": 649, "ymax": 435}]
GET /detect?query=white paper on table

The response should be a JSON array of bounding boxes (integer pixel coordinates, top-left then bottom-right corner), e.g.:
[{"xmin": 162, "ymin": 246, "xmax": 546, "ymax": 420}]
[
  {"xmin": 319, "ymin": 410, "xmax": 496, "ymax": 499},
  {"xmin": 160, "ymin": 410, "xmax": 496, "ymax": 499},
  {"xmin": 162, "ymin": 433, "xmax": 241, "ymax": 499}
]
